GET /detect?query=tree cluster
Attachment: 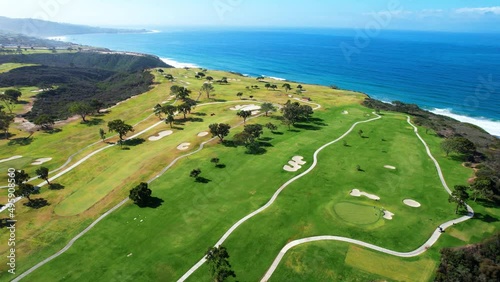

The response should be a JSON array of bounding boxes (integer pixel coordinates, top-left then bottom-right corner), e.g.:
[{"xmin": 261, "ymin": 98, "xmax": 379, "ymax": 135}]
[{"xmin": 435, "ymin": 233, "xmax": 500, "ymax": 282}]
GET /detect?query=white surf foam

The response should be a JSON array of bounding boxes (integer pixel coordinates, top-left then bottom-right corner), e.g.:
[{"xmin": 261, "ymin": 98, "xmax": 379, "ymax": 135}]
[
  {"xmin": 160, "ymin": 58, "xmax": 200, "ymax": 69},
  {"xmin": 430, "ymin": 108, "xmax": 500, "ymax": 137},
  {"xmin": 47, "ymin": 36, "xmax": 68, "ymax": 41}
]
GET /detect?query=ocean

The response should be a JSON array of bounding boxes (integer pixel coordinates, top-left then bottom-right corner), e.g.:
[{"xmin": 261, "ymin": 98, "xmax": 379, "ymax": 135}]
[{"xmin": 57, "ymin": 28, "xmax": 500, "ymax": 136}]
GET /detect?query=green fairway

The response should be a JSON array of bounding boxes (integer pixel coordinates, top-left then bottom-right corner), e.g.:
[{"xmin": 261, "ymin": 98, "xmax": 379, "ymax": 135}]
[
  {"xmin": 332, "ymin": 202, "xmax": 382, "ymax": 225},
  {"xmin": 0, "ymin": 63, "xmax": 37, "ymax": 73},
  {"xmin": 0, "ymin": 67, "xmax": 496, "ymax": 282}
]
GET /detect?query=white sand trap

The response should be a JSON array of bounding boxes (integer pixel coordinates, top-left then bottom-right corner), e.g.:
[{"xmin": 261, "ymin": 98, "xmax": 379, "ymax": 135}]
[
  {"xmin": 177, "ymin": 143, "xmax": 191, "ymax": 150},
  {"xmin": 251, "ymin": 110, "xmax": 261, "ymax": 116},
  {"xmin": 283, "ymin": 156, "xmax": 306, "ymax": 172},
  {"xmin": 350, "ymin": 189, "xmax": 381, "ymax": 200},
  {"xmin": 0, "ymin": 155, "xmax": 22, "ymax": 163},
  {"xmin": 403, "ymin": 199, "xmax": 421, "ymax": 208},
  {"xmin": 230, "ymin": 104, "xmax": 261, "ymax": 112},
  {"xmin": 31, "ymin": 158, "xmax": 52, "ymax": 165},
  {"xmin": 148, "ymin": 130, "xmax": 173, "ymax": 141},
  {"xmin": 384, "ymin": 165, "xmax": 396, "ymax": 170},
  {"xmin": 197, "ymin": 132, "xmax": 209, "ymax": 137},
  {"xmin": 383, "ymin": 210, "xmax": 394, "ymax": 220},
  {"xmin": 292, "ymin": 156, "xmax": 306, "ymax": 165},
  {"xmin": 342, "ymin": 111, "xmax": 349, "ymax": 115}
]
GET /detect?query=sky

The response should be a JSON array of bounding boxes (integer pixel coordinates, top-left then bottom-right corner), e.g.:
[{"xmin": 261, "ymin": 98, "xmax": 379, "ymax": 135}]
[{"xmin": 0, "ymin": 0, "xmax": 499, "ymax": 32}]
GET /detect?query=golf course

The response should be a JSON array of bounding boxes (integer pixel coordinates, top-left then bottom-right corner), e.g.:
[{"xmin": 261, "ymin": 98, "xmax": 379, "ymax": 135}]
[{"xmin": 1, "ymin": 64, "xmax": 498, "ymax": 282}]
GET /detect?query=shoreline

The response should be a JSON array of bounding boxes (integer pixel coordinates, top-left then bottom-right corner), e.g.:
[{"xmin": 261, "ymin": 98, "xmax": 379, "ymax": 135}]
[{"xmin": 158, "ymin": 56, "xmax": 500, "ymax": 137}]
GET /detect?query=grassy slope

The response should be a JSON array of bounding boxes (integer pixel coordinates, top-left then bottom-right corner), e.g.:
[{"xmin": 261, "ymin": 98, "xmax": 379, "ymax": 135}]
[
  {"xmin": 0, "ymin": 67, "xmax": 496, "ymax": 281},
  {"xmin": 0, "ymin": 63, "xmax": 37, "ymax": 73}
]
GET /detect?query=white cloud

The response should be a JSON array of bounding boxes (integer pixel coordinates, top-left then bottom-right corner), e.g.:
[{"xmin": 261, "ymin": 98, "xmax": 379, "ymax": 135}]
[{"xmin": 455, "ymin": 6, "xmax": 500, "ymax": 15}]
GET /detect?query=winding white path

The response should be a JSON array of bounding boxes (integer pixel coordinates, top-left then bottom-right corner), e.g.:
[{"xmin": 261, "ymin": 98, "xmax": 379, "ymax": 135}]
[
  {"xmin": 259, "ymin": 116, "xmax": 474, "ymax": 281},
  {"xmin": 177, "ymin": 113, "xmax": 382, "ymax": 282},
  {"xmin": 293, "ymin": 98, "xmax": 321, "ymax": 110},
  {"xmin": 12, "ymin": 103, "xmax": 265, "ymax": 281}
]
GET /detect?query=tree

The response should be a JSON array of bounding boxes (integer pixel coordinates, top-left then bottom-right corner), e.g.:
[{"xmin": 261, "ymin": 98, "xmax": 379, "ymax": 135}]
[
  {"xmin": 205, "ymin": 246, "xmax": 236, "ymax": 282},
  {"xmin": 244, "ymin": 124, "xmax": 263, "ymax": 139},
  {"xmin": 165, "ymin": 74, "xmax": 174, "ymax": 81},
  {"xmin": 282, "ymin": 83, "xmax": 292, "ymax": 92},
  {"xmin": 165, "ymin": 114, "xmax": 175, "ymax": 128},
  {"xmin": 33, "ymin": 114, "xmax": 55, "ymax": 131},
  {"xmin": 175, "ymin": 87, "xmax": 192, "ymax": 101},
  {"xmin": 206, "ymin": 76, "xmax": 214, "ymax": 82},
  {"xmin": 197, "ymin": 72, "xmax": 206, "ymax": 78},
  {"xmin": 201, "ymin": 83, "xmax": 215, "ymax": 99},
  {"xmin": 14, "ymin": 170, "xmax": 30, "ymax": 185},
  {"xmin": 108, "ymin": 119, "xmax": 134, "ymax": 147},
  {"xmin": 236, "ymin": 92, "xmax": 243, "ymax": 98},
  {"xmin": 281, "ymin": 100, "xmax": 302, "ymax": 127},
  {"xmin": 170, "ymin": 85, "xmax": 181, "ymax": 96},
  {"xmin": 220, "ymin": 77, "xmax": 228, "ymax": 84},
  {"xmin": 190, "ymin": 168, "xmax": 202, "ymax": 180},
  {"xmin": 358, "ymin": 129, "xmax": 364, "ymax": 137},
  {"xmin": 35, "ymin": 167, "xmax": 50, "ymax": 185},
  {"xmin": 233, "ymin": 131, "xmax": 253, "ymax": 146},
  {"xmin": 4, "ymin": 89, "xmax": 22, "ymax": 102},
  {"xmin": 441, "ymin": 137, "xmax": 476, "ymax": 157},
  {"xmin": 261, "ymin": 102, "xmax": 276, "ymax": 116},
  {"xmin": 299, "ymin": 105, "xmax": 314, "ymax": 121},
  {"xmin": 256, "ymin": 76, "xmax": 264, "ymax": 81},
  {"xmin": 0, "ymin": 94, "xmax": 15, "ymax": 113},
  {"xmin": 209, "ymin": 123, "xmax": 231, "ymax": 142},
  {"xmin": 265, "ymin": 122, "xmax": 278, "ymax": 132},
  {"xmin": 90, "ymin": 99, "xmax": 105, "ymax": 114},
  {"xmin": 154, "ymin": 104, "xmax": 163, "ymax": 119},
  {"xmin": 470, "ymin": 178, "xmax": 495, "ymax": 202},
  {"xmin": 129, "ymin": 182, "xmax": 152, "ymax": 206},
  {"xmin": 99, "ymin": 128, "xmax": 106, "ymax": 142},
  {"xmin": 162, "ymin": 105, "xmax": 177, "ymax": 116},
  {"xmin": 270, "ymin": 84, "xmax": 278, "ymax": 91},
  {"xmin": 297, "ymin": 84, "xmax": 303, "ymax": 91},
  {"xmin": 177, "ymin": 103, "xmax": 191, "ymax": 120},
  {"xmin": 449, "ymin": 185, "xmax": 470, "ymax": 214},
  {"xmin": 237, "ymin": 110, "xmax": 252, "ymax": 124},
  {"xmin": 0, "ymin": 110, "xmax": 14, "ymax": 137},
  {"xmin": 264, "ymin": 83, "xmax": 271, "ymax": 90},
  {"xmin": 68, "ymin": 102, "xmax": 93, "ymax": 123},
  {"xmin": 211, "ymin": 158, "xmax": 220, "ymax": 167},
  {"xmin": 14, "ymin": 183, "xmax": 36, "ymax": 203}
]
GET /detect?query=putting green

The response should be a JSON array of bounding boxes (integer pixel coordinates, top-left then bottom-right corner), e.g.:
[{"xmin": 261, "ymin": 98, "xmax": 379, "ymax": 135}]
[{"xmin": 333, "ymin": 202, "xmax": 381, "ymax": 225}]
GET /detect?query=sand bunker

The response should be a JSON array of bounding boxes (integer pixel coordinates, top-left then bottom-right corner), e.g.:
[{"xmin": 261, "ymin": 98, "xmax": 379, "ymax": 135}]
[
  {"xmin": 283, "ymin": 156, "xmax": 306, "ymax": 172},
  {"xmin": 251, "ymin": 110, "xmax": 261, "ymax": 116},
  {"xmin": 383, "ymin": 210, "xmax": 394, "ymax": 220},
  {"xmin": 384, "ymin": 165, "xmax": 396, "ymax": 170},
  {"xmin": 403, "ymin": 199, "xmax": 421, "ymax": 208},
  {"xmin": 31, "ymin": 158, "xmax": 52, "ymax": 165},
  {"xmin": 0, "ymin": 155, "xmax": 22, "ymax": 163},
  {"xmin": 197, "ymin": 132, "xmax": 209, "ymax": 137},
  {"xmin": 177, "ymin": 143, "xmax": 191, "ymax": 150},
  {"xmin": 148, "ymin": 130, "xmax": 173, "ymax": 141},
  {"xmin": 350, "ymin": 189, "xmax": 380, "ymax": 201},
  {"xmin": 230, "ymin": 104, "xmax": 261, "ymax": 112},
  {"xmin": 342, "ymin": 111, "xmax": 349, "ymax": 115}
]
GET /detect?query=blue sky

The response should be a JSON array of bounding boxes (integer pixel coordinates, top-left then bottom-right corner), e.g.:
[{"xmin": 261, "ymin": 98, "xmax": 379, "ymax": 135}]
[{"xmin": 1, "ymin": 0, "xmax": 499, "ymax": 32}]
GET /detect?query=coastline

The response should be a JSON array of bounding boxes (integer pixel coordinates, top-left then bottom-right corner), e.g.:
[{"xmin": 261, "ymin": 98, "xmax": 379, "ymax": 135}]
[{"xmin": 158, "ymin": 56, "xmax": 499, "ymax": 137}]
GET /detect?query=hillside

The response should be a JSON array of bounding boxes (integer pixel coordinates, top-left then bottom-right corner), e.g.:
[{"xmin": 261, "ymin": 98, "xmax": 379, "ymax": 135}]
[
  {"xmin": 0, "ymin": 52, "xmax": 170, "ymax": 119},
  {"xmin": 0, "ymin": 16, "xmax": 148, "ymax": 37}
]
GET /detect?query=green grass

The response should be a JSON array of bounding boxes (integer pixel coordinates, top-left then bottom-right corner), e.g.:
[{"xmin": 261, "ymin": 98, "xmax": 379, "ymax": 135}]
[
  {"xmin": 332, "ymin": 202, "xmax": 382, "ymax": 225},
  {"xmin": 0, "ymin": 63, "xmax": 37, "ymax": 73},
  {"xmin": 0, "ymin": 67, "xmax": 496, "ymax": 282}
]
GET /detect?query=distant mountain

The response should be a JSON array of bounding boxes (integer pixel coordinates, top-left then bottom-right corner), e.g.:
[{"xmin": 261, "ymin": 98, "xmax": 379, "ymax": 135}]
[
  {"xmin": 0, "ymin": 31, "xmax": 75, "ymax": 48},
  {"xmin": 0, "ymin": 16, "xmax": 149, "ymax": 37}
]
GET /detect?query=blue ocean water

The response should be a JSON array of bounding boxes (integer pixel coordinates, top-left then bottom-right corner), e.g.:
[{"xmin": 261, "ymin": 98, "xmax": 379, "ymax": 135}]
[{"xmin": 62, "ymin": 28, "xmax": 500, "ymax": 135}]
